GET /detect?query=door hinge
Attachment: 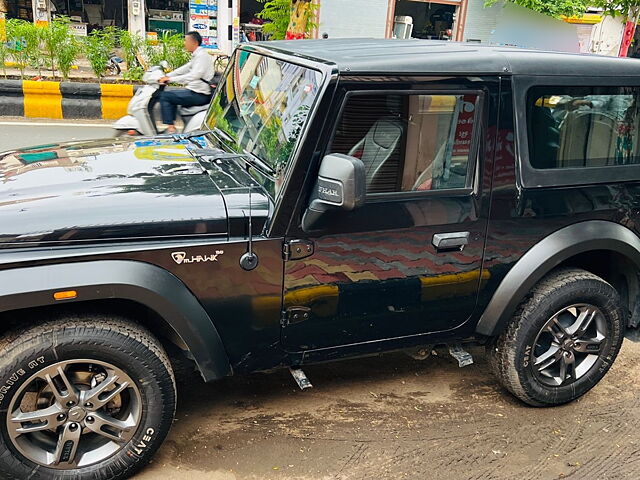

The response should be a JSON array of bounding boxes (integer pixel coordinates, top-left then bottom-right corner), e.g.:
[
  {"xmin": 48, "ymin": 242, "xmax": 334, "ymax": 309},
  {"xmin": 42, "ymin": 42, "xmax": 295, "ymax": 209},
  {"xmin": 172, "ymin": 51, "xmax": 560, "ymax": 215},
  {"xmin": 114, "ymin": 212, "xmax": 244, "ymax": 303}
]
[
  {"xmin": 283, "ymin": 239, "xmax": 314, "ymax": 261},
  {"xmin": 281, "ymin": 306, "xmax": 311, "ymax": 327}
]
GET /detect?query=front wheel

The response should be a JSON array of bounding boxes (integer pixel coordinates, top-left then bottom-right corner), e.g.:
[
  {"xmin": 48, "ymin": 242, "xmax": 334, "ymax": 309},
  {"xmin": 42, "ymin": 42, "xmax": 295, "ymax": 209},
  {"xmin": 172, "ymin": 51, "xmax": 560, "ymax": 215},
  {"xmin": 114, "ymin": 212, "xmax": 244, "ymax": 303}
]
[
  {"xmin": 0, "ymin": 317, "xmax": 176, "ymax": 479},
  {"xmin": 113, "ymin": 130, "xmax": 141, "ymax": 138},
  {"xmin": 488, "ymin": 268, "xmax": 625, "ymax": 407}
]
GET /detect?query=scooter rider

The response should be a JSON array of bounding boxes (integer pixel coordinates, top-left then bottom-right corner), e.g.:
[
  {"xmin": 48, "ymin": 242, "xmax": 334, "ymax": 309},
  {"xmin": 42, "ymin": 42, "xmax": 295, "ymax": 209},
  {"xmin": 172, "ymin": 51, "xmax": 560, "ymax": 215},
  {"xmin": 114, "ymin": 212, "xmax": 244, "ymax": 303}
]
[{"xmin": 158, "ymin": 31, "xmax": 214, "ymax": 134}]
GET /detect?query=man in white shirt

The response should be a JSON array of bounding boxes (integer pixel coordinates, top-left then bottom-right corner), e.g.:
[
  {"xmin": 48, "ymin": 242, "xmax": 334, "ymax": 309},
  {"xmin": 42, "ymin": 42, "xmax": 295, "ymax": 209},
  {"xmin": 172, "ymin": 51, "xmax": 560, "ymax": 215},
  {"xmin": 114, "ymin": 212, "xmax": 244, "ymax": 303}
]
[{"xmin": 158, "ymin": 31, "xmax": 214, "ymax": 134}]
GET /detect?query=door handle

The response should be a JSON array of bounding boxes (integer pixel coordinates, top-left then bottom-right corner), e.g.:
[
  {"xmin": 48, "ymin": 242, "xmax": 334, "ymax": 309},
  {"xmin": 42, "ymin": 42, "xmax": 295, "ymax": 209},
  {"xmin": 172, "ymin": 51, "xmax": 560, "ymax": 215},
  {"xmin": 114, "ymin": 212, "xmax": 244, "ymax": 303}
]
[{"xmin": 432, "ymin": 232, "xmax": 470, "ymax": 251}]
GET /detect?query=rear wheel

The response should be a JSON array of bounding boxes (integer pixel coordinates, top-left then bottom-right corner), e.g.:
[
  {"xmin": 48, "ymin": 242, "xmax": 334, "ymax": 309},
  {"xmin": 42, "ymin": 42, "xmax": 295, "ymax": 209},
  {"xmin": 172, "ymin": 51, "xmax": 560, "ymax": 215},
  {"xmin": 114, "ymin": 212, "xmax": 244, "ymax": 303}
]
[
  {"xmin": 0, "ymin": 317, "xmax": 176, "ymax": 479},
  {"xmin": 489, "ymin": 268, "xmax": 625, "ymax": 407}
]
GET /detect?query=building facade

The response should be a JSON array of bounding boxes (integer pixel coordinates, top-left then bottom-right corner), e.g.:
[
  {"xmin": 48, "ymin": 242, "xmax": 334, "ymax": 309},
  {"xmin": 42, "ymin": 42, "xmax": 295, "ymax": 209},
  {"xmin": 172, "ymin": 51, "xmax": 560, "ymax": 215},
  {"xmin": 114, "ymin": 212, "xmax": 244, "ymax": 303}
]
[{"xmin": 6, "ymin": 0, "xmax": 624, "ymax": 57}]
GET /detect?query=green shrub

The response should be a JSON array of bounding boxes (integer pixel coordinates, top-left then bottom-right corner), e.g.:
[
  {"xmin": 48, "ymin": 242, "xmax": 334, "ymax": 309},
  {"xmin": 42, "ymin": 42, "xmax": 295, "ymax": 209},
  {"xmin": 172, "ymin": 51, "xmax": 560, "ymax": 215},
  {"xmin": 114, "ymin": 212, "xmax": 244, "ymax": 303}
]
[
  {"xmin": 6, "ymin": 19, "xmax": 39, "ymax": 78},
  {"xmin": 84, "ymin": 26, "xmax": 117, "ymax": 80},
  {"xmin": 161, "ymin": 32, "xmax": 190, "ymax": 70},
  {"xmin": 32, "ymin": 24, "xmax": 48, "ymax": 76},
  {"xmin": 145, "ymin": 32, "xmax": 190, "ymax": 70},
  {"xmin": 119, "ymin": 29, "xmax": 145, "ymax": 70},
  {"xmin": 57, "ymin": 33, "xmax": 79, "ymax": 80},
  {"xmin": 40, "ymin": 17, "xmax": 79, "ymax": 79},
  {"xmin": 0, "ymin": 37, "xmax": 8, "ymax": 78},
  {"xmin": 123, "ymin": 65, "xmax": 144, "ymax": 82}
]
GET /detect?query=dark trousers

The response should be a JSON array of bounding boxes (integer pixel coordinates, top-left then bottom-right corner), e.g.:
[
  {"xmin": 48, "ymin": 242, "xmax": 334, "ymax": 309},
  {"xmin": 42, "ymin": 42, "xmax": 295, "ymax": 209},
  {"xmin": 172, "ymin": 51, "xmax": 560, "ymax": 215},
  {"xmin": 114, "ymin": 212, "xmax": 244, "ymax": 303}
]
[{"xmin": 159, "ymin": 89, "xmax": 211, "ymax": 125}]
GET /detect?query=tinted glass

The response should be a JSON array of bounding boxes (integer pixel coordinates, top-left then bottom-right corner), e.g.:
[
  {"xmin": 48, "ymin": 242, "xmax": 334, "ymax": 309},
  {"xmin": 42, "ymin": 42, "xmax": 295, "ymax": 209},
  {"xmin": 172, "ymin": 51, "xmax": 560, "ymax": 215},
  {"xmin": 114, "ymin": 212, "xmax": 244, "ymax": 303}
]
[
  {"xmin": 329, "ymin": 93, "xmax": 479, "ymax": 195},
  {"xmin": 205, "ymin": 51, "xmax": 323, "ymax": 194},
  {"xmin": 528, "ymin": 86, "xmax": 640, "ymax": 169}
]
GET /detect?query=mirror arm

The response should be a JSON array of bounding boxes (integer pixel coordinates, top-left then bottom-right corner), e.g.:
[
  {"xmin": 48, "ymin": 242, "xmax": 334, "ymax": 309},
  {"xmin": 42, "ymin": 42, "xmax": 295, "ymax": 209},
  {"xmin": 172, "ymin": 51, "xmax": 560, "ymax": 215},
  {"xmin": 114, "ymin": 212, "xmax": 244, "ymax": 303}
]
[{"xmin": 301, "ymin": 199, "xmax": 329, "ymax": 232}]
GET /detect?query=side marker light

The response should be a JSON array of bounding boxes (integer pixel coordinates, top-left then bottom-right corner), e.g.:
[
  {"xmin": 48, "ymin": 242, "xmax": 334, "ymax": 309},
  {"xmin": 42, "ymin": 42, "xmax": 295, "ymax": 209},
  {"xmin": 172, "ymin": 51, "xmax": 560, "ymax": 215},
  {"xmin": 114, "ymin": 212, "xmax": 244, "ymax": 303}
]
[{"xmin": 53, "ymin": 290, "xmax": 78, "ymax": 301}]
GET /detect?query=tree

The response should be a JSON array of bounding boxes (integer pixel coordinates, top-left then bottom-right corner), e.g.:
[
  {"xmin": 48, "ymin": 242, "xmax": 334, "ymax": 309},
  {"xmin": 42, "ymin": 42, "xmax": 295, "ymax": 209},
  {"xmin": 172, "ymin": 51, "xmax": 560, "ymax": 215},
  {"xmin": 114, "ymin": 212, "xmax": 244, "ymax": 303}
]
[
  {"xmin": 484, "ymin": 0, "xmax": 589, "ymax": 18},
  {"xmin": 257, "ymin": 0, "xmax": 318, "ymax": 40},
  {"xmin": 593, "ymin": 1, "xmax": 640, "ymax": 57},
  {"xmin": 258, "ymin": 0, "xmax": 293, "ymax": 40},
  {"xmin": 594, "ymin": 0, "xmax": 640, "ymax": 21}
]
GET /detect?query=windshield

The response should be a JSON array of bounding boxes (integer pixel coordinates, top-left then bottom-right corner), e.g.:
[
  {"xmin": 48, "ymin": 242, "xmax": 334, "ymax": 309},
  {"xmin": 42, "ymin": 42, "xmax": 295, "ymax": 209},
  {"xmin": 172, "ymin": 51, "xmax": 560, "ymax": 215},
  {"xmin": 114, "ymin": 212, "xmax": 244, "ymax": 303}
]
[{"xmin": 205, "ymin": 50, "xmax": 323, "ymax": 193}]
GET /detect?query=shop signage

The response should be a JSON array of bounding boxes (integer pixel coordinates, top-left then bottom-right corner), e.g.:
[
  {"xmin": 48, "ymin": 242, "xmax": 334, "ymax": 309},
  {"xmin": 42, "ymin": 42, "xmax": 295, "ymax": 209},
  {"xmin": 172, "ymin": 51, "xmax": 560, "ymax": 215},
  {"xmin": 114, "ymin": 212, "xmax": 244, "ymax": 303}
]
[
  {"xmin": 69, "ymin": 23, "xmax": 88, "ymax": 36},
  {"xmin": 190, "ymin": 0, "xmax": 219, "ymax": 50},
  {"xmin": 453, "ymin": 95, "xmax": 476, "ymax": 157}
]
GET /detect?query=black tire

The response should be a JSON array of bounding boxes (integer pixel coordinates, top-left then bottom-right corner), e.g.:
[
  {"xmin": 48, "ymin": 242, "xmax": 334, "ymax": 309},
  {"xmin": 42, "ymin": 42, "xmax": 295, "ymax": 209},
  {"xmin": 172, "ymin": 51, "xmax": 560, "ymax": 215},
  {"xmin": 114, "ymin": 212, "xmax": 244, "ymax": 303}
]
[
  {"xmin": 0, "ymin": 316, "xmax": 176, "ymax": 480},
  {"xmin": 488, "ymin": 268, "xmax": 625, "ymax": 407},
  {"xmin": 107, "ymin": 63, "xmax": 121, "ymax": 76}
]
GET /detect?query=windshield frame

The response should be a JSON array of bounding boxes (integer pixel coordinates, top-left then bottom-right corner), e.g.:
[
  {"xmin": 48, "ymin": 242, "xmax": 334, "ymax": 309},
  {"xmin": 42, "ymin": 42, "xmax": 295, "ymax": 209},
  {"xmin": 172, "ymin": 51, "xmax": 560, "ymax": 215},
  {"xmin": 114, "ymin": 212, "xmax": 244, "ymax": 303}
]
[{"xmin": 204, "ymin": 44, "xmax": 335, "ymax": 235}]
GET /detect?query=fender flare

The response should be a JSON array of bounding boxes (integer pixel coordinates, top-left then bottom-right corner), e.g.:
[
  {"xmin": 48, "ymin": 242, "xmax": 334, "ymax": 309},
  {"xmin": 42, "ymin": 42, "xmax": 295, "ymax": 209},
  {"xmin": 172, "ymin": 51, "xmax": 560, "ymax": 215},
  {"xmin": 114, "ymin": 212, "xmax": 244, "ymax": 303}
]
[
  {"xmin": 0, "ymin": 260, "xmax": 231, "ymax": 382},
  {"xmin": 476, "ymin": 220, "xmax": 640, "ymax": 337}
]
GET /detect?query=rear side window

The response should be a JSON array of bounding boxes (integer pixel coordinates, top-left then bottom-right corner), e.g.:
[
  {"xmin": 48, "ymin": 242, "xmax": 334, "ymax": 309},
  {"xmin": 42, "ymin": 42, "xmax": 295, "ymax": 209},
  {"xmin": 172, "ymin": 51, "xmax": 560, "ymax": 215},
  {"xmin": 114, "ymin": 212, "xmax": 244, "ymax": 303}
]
[
  {"xmin": 329, "ymin": 93, "xmax": 480, "ymax": 195},
  {"xmin": 528, "ymin": 86, "xmax": 640, "ymax": 170}
]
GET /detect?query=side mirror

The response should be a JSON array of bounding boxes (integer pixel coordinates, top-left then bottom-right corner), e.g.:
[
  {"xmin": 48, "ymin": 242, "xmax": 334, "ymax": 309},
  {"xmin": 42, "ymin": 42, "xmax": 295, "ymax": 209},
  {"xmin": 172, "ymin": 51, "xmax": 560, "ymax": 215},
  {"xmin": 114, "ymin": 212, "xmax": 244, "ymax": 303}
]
[{"xmin": 302, "ymin": 153, "xmax": 366, "ymax": 232}]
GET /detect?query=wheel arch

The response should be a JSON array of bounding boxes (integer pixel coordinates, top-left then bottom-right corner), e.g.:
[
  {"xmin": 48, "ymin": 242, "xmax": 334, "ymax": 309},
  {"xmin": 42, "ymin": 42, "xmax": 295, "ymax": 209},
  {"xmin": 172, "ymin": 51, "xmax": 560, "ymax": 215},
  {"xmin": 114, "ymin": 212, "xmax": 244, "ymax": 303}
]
[
  {"xmin": 0, "ymin": 260, "xmax": 231, "ymax": 382},
  {"xmin": 476, "ymin": 220, "xmax": 640, "ymax": 337}
]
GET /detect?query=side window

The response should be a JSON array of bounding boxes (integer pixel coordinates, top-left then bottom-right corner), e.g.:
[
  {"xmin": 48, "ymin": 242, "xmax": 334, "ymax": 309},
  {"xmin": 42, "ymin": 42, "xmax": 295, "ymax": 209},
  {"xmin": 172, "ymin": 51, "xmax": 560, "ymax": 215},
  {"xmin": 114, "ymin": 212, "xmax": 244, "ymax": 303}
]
[
  {"xmin": 528, "ymin": 86, "xmax": 640, "ymax": 169},
  {"xmin": 328, "ymin": 93, "xmax": 480, "ymax": 195}
]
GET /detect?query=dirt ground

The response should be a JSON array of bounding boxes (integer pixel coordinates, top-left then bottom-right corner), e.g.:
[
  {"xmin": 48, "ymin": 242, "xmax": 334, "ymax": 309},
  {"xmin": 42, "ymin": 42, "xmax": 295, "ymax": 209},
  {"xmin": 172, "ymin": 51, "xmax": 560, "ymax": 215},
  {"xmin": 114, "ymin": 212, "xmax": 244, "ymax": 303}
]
[{"xmin": 136, "ymin": 334, "xmax": 640, "ymax": 480}]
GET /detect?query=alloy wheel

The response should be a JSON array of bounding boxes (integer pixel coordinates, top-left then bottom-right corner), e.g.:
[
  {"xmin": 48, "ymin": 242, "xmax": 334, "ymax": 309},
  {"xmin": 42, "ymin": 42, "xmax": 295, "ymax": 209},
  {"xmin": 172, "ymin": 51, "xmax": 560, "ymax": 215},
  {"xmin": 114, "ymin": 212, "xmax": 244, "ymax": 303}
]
[
  {"xmin": 6, "ymin": 359, "xmax": 141, "ymax": 469},
  {"xmin": 531, "ymin": 304, "xmax": 607, "ymax": 387}
]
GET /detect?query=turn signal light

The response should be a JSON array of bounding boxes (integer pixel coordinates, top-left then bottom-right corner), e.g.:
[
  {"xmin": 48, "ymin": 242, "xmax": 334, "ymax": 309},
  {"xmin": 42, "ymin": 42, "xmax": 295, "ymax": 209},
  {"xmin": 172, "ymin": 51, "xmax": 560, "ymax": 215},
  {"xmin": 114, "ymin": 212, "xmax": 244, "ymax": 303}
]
[{"xmin": 53, "ymin": 290, "xmax": 78, "ymax": 301}]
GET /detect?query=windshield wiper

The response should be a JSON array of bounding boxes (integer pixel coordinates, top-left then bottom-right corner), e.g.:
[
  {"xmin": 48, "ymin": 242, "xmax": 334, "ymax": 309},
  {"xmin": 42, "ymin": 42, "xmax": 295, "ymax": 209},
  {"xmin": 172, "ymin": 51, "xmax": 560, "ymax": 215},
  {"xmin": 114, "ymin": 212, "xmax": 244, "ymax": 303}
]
[
  {"xmin": 189, "ymin": 147, "xmax": 247, "ymax": 162},
  {"xmin": 211, "ymin": 126, "xmax": 235, "ymax": 144},
  {"xmin": 189, "ymin": 147, "xmax": 273, "ymax": 178},
  {"xmin": 170, "ymin": 129, "xmax": 211, "ymax": 147},
  {"xmin": 242, "ymin": 150, "xmax": 276, "ymax": 176},
  {"xmin": 172, "ymin": 129, "xmax": 210, "ymax": 140},
  {"xmin": 196, "ymin": 120, "xmax": 235, "ymax": 147}
]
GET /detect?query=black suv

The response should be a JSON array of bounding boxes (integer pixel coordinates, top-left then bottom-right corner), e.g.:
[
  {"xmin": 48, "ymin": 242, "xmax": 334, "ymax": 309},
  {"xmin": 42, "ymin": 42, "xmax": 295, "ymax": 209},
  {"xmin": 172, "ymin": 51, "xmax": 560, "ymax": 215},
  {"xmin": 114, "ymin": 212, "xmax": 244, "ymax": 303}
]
[{"xmin": 1, "ymin": 39, "xmax": 639, "ymax": 479}]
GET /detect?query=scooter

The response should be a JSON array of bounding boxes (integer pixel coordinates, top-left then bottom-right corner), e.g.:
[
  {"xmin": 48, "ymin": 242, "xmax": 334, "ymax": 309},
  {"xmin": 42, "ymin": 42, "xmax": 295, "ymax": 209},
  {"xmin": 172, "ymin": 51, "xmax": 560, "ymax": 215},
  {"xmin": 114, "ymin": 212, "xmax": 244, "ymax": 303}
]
[
  {"xmin": 107, "ymin": 54, "xmax": 124, "ymax": 76},
  {"xmin": 113, "ymin": 63, "xmax": 211, "ymax": 137}
]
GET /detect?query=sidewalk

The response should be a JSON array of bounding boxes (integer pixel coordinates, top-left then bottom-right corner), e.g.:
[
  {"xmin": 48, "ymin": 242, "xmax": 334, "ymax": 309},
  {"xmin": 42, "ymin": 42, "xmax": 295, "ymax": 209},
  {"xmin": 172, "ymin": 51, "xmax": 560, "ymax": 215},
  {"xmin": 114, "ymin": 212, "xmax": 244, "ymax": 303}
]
[{"xmin": 2, "ymin": 56, "xmax": 131, "ymax": 83}]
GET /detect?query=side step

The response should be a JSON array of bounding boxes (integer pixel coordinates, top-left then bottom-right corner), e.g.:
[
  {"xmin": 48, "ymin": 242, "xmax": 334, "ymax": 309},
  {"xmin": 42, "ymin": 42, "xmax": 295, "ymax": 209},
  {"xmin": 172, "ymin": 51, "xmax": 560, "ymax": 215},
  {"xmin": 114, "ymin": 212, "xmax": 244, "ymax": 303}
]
[
  {"xmin": 448, "ymin": 344, "xmax": 474, "ymax": 367},
  {"xmin": 289, "ymin": 367, "xmax": 313, "ymax": 390}
]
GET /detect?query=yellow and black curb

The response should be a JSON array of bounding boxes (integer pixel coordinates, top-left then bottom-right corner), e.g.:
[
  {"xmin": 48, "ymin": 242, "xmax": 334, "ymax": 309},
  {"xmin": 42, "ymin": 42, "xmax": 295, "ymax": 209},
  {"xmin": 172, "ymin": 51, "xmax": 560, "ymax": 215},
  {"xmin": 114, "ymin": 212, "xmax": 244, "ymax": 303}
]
[{"xmin": 0, "ymin": 80, "xmax": 134, "ymax": 120}]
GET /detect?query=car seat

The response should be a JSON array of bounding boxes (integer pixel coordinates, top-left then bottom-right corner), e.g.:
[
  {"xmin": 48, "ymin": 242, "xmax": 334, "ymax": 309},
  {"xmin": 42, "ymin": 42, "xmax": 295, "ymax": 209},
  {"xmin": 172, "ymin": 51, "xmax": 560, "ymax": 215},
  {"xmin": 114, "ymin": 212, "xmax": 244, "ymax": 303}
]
[{"xmin": 348, "ymin": 97, "xmax": 405, "ymax": 190}]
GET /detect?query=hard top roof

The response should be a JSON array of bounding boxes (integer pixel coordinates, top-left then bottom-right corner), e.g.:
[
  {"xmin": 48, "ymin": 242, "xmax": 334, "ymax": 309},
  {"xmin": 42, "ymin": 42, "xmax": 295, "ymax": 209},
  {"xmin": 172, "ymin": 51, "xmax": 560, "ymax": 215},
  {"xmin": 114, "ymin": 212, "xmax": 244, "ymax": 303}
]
[{"xmin": 252, "ymin": 38, "xmax": 640, "ymax": 77}]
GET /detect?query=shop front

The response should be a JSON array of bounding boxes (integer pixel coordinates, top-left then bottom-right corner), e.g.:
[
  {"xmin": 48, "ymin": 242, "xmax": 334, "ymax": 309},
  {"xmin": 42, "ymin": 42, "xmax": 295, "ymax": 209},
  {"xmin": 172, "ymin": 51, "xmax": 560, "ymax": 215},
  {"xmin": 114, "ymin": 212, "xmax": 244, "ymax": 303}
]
[
  {"xmin": 3, "ymin": 0, "xmax": 128, "ymax": 31},
  {"xmin": 388, "ymin": 0, "xmax": 468, "ymax": 41},
  {"xmin": 2, "ymin": 0, "xmax": 240, "ymax": 52},
  {"xmin": 146, "ymin": 0, "xmax": 271, "ymax": 52}
]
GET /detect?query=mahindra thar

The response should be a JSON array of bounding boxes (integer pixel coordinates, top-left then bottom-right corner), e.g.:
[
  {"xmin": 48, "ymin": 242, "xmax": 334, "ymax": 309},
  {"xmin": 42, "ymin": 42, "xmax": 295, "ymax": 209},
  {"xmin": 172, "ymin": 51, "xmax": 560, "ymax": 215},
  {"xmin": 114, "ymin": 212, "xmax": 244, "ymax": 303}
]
[{"xmin": 1, "ymin": 39, "xmax": 640, "ymax": 479}]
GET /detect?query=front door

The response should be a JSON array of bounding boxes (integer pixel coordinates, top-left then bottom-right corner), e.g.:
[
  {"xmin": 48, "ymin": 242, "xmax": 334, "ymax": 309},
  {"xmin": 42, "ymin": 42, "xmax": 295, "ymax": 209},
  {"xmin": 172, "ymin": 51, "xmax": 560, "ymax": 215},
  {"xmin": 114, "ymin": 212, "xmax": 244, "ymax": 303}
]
[{"xmin": 282, "ymin": 79, "xmax": 498, "ymax": 352}]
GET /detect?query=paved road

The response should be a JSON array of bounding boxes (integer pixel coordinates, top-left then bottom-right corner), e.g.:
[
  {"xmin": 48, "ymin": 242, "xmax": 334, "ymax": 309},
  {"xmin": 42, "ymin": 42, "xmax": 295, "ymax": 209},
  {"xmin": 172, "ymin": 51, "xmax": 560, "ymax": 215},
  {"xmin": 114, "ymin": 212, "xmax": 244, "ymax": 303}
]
[
  {"xmin": 0, "ymin": 120, "xmax": 114, "ymax": 151},
  {"xmin": 2, "ymin": 121, "xmax": 640, "ymax": 480}
]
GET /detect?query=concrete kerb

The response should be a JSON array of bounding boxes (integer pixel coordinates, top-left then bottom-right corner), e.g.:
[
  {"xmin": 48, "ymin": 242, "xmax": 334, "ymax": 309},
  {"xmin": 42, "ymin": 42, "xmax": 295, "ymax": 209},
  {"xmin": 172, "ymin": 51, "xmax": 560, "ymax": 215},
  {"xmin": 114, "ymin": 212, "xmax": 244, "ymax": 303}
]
[{"xmin": 0, "ymin": 80, "xmax": 135, "ymax": 120}]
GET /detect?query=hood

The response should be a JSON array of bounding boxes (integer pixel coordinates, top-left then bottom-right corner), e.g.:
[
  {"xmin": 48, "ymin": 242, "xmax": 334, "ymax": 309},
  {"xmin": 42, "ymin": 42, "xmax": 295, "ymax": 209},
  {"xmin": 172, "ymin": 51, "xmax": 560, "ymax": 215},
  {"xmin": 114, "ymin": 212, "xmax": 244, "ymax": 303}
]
[{"xmin": 0, "ymin": 137, "xmax": 229, "ymax": 246}]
